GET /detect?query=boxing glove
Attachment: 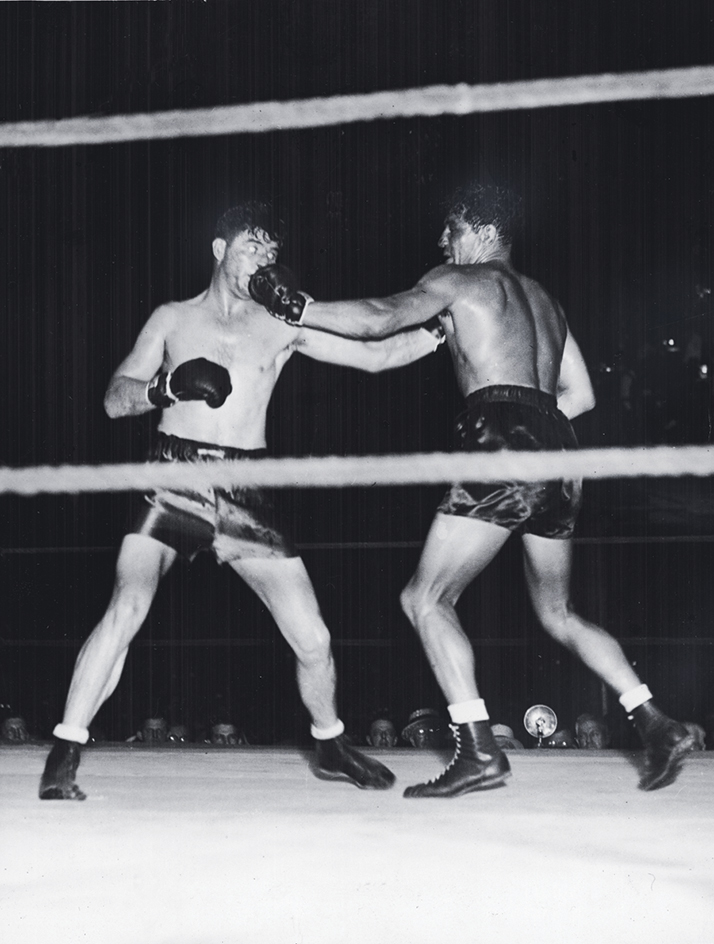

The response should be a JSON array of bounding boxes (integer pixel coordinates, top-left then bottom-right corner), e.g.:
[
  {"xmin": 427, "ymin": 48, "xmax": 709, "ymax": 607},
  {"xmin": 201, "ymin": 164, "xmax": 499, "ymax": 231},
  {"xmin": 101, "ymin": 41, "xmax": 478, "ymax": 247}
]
[
  {"xmin": 146, "ymin": 357, "xmax": 232, "ymax": 409},
  {"xmin": 249, "ymin": 263, "xmax": 313, "ymax": 325}
]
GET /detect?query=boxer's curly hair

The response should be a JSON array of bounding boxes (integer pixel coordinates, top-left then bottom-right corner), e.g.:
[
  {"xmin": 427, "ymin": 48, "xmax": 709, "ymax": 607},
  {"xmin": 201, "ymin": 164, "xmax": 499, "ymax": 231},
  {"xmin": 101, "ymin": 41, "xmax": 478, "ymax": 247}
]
[
  {"xmin": 445, "ymin": 184, "xmax": 523, "ymax": 246},
  {"xmin": 214, "ymin": 201, "xmax": 285, "ymax": 246}
]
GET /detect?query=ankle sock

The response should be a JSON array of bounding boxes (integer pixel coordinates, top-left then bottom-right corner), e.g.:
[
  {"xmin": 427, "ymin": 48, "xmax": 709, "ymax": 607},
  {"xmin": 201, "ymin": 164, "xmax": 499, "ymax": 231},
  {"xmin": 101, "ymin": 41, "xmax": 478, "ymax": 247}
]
[
  {"xmin": 619, "ymin": 684, "xmax": 652, "ymax": 714},
  {"xmin": 311, "ymin": 719, "xmax": 345, "ymax": 740},
  {"xmin": 53, "ymin": 723, "xmax": 89, "ymax": 745},
  {"xmin": 448, "ymin": 699, "xmax": 489, "ymax": 724}
]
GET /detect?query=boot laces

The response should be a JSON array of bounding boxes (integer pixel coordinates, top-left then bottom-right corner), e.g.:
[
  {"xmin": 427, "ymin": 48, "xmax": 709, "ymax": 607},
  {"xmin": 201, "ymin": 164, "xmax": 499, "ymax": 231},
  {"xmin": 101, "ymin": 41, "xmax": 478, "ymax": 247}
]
[{"xmin": 424, "ymin": 724, "xmax": 461, "ymax": 786}]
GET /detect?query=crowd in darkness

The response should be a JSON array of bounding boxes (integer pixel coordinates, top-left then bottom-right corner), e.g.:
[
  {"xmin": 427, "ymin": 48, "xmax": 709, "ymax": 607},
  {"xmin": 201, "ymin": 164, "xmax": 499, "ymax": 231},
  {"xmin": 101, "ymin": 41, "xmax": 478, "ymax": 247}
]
[
  {"xmin": 0, "ymin": 705, "xmax": 714, "ymax": 750},
  {"xmin": 593, "ymin": 312, "xmax": 714, "ymax": 448}
]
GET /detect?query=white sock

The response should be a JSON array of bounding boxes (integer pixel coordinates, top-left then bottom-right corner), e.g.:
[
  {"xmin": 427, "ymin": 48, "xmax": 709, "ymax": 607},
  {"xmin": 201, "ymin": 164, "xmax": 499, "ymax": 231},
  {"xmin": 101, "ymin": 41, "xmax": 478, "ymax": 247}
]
[
  {"xmin": 311, "ymin": 719, "xmax": 345, "ymax": 740},
  {"xmin": 448, "ymin": 699, "xmax": 489, "ymax": 724},
  {"xmin": 619, "ymin": 684, "xmax": 653, "ymax": 714},
  {"xmin": 53, "ymin": 723, "xmax": 89, "ymax": 745}
]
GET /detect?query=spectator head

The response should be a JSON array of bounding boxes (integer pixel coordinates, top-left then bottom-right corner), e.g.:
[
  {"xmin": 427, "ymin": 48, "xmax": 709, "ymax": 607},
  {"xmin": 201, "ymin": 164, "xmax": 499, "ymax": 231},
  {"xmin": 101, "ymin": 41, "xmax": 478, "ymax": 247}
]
[
  {"xmin": 141, "ymin": 717, "xmax": 168, "ymax": 744},
  {"xmin": 367, "ymin": 718, "xmax": 398, "ymax": 748},
  {"xmin": 575, "ymin": 713, "xmax": 611, "ymax": 749},
  {"xmin": 543, "ymin": 728, "xmax": 576, "ymax": 749},
  {"xmin": 1, "ymin": 716, "xmax": 29, "ymax": 743},
  {"xmin": 490, "ymin": 723, "xmax": 524, "ymax": 750},
  {"xmin": 167, "ymin": 724, "xmax": 191, "ymax": 745},
  {"xmin": 402, "ymin": 708, "xmax": 442, "ymax": 749},
  {"xmin": 211, "ymin": 722, "xmax": 248, "ymax": 746}
]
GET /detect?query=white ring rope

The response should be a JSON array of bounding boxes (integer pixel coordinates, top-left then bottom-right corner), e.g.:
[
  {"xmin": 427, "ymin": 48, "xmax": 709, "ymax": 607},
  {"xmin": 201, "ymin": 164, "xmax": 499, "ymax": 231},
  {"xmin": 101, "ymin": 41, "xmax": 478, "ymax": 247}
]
[
  {"xmin": 1, "ymin": 66, "xmax": 712, "ymax": 147},
  {"xmin": 3, "ymin": 68, "xmax": 709, "ymax": 498},
  {"xmin": 2, "ymin": 446, "xmax": 714, "ymax": 496}
]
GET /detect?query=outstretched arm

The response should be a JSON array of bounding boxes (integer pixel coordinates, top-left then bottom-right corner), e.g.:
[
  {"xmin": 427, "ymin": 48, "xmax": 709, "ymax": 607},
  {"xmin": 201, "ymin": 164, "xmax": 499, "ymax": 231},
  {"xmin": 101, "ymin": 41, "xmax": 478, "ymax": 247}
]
[
  {"xmin": 293, "ymin": 318, "xmax": 445, "ymax": 372},
  {"xmin": 250, "ymin": 263, "xmax": 453, "ymax": 339},
  {"xmin": 557, "ymin": 327, "xmax": 596, "ymax": 419},
  {"xmin": 305, "ymin": 270, "xmax": 454, "ymax": 339}
]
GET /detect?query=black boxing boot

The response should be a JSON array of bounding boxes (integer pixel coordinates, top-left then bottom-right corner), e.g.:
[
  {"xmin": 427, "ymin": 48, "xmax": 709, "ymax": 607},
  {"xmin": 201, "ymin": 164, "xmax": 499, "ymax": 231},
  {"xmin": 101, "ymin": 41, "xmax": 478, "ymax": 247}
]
[
  {"xmin": 314, "ymin": 735, "xmax": 396, "ymax": 790},
  {"xmin": 39, "ymin": 738, "xmax": 87, "ymax": 800},
  {"xmin": 631, "ymin": 701, "xmax": 694, "ymax": 791},
  {"xmin": 404, "ymin": 721, "xmax": 511, "ymax": 798}
]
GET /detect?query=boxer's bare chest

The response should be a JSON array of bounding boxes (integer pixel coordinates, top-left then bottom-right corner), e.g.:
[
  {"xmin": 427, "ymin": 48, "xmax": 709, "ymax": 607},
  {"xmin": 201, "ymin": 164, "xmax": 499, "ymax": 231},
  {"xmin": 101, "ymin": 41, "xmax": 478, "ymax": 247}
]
[{"xmin": 164, "ymin": 304, "xmax": 289, "ymax": 375}]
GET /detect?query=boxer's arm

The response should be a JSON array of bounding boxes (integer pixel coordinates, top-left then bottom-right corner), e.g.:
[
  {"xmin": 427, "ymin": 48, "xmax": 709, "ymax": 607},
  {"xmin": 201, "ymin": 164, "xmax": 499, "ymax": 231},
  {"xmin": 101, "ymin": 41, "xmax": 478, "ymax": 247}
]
[
  {"xmin": 294, "ymin": 318, "xmax": 445, "ymax": 372},
  {"xmin": 104, "ymin": 305, "xmax": 174, "ymax": 418},
  {"xmin": 557, "ymin": 327, "xmax": 596, "ymax": 419},
  {"xmin": 302, "ymin": 268, "xmax": 454, "ymax": 340}
]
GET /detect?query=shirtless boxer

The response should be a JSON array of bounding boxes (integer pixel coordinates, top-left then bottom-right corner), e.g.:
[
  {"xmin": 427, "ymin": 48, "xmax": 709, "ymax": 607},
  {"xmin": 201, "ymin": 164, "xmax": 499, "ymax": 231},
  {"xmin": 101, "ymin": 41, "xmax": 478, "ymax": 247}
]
[
  {"xmin": 39, "ymin": 201, "xmax": 444, "ymax": 799},
  {"xmin": 250, "ymin": 183, "xmax": 694, "ymax": 796}
]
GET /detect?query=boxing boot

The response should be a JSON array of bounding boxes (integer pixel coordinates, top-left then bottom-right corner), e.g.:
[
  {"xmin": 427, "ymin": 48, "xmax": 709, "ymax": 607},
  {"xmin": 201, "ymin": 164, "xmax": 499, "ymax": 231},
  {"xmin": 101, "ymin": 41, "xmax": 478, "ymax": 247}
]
[
  {"xmin": 631, "ymin": 700, "xmax": 694, "ymax": 791},
  {"xmin": 404, "ymin": 721, "xmax": 511, "ymax": 798},
  {"xmin": 39, "ymin": 738, "xmax": 87, "ymax": 800},
  {"xmin": 314, "ymin": 734, "xmax": 395, "ymax": 789}
]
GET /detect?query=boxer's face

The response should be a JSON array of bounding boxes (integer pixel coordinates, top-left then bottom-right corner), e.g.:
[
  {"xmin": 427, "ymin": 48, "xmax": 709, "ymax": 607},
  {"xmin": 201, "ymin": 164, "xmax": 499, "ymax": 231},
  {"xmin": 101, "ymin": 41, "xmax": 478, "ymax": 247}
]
[
  {"xmin": 439, "ymin": 216, "xmax": 498, "ymax": 265},
  {"xmin": 215, "ymin": 229, "xmax": 279, "ymax": 296}
]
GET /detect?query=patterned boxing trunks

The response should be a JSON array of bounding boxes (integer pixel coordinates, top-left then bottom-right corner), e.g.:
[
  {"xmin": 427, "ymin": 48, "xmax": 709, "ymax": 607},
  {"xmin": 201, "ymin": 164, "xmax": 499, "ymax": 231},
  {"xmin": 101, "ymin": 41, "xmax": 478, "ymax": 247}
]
[
  {"xmin": 131, "ymin": 433, "xmax": 297, "ymax": 561},
  {"xmin": 437, "ymin": 385, "xmax": 582, "ymax": 538}
]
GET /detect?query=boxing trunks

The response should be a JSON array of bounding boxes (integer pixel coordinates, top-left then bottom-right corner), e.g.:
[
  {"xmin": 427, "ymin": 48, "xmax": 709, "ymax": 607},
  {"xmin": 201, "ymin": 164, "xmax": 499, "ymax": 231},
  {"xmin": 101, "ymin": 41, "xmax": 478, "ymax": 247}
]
[
  {"xmin": 131, "ymin": 433, "xmax": 297, "ymax": 561},
  {"xmin": 437, "ymin": 385, "xmax": 582, "ymax": 538}
]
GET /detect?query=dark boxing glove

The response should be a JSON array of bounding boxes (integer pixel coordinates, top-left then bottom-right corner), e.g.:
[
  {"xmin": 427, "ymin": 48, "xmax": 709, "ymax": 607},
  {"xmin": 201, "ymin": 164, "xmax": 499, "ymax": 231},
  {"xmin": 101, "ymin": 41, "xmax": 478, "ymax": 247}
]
[
  {"xmin": 146, "ymin": 357, "xmax": 232, "ymax": 409},
  {"xmin": 249, "ymin": 263, "xmax": 313, "ymax": 326}
]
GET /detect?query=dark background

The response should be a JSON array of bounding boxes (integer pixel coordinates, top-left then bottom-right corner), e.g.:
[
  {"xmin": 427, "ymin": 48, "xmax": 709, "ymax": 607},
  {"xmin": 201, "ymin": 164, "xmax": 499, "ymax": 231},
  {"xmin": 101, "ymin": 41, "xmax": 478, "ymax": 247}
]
[{"xmin": 2, "ymin": 0, "xmax": 714, "ymax": 746}]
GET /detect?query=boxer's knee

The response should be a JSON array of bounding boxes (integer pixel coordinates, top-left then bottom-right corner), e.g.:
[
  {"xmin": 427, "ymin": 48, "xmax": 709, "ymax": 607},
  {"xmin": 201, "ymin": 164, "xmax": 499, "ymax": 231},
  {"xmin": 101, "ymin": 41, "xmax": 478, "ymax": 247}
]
[
  {"xmin": 290, "ymin": 621, "xmax": 333, "ymax": 667},
  {"xmin": 535, "ymin": 601, "xmax": 577, "ymax": 645},
  {"xmin": 399, "ymin": 577, "xmax": 422, "ymax": 624},
  {"xmin": 400, "ymin": 578, "xmax": 448, "ymax": 630}
]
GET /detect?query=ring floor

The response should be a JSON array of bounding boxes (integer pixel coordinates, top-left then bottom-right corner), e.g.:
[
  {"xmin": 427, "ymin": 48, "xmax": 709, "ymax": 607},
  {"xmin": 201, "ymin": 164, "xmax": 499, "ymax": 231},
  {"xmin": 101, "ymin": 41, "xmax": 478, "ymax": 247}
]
[{"xmin": 2, "ymin": 744, "xmax": 713, "ymax": 944}]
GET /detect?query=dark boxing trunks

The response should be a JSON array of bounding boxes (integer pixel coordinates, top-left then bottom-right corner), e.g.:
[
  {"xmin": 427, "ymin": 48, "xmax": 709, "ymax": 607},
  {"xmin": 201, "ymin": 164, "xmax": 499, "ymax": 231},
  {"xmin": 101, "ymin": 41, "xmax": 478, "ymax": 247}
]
[
  {"xmin": 437, "ymin": 385, "xmax": 582, "ymax": 538},
  {"xmin": 131, "ymin": 433, "xmax": 297, "ymax": 561}
]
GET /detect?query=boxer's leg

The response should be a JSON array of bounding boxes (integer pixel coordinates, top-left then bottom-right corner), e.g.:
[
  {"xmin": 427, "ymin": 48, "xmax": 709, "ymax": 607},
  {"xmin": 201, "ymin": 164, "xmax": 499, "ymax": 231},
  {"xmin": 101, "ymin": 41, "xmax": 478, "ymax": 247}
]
[
  {"xmin": 231, "ymin": 555, "xmax": 395, "ymax": 789},
  {"xmin": 40, "ymin": 535, "xmax": 176, "ymax": 799},
  {"xmin": 400, "ymin": 514, "xmax": 512, "ymax": 798},
  {"xmin": 522, "ymin": 533, "xmax": 694, "ymax": 790}
]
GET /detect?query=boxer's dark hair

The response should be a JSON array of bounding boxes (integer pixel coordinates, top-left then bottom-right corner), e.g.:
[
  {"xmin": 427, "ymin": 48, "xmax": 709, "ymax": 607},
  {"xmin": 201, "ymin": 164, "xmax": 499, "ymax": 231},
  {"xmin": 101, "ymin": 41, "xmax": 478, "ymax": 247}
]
[
  {"xmin": 445, "ymin": 184, "xmax": 523, "ymax": 246},
  {"xmin": 215, "ymin": 201, "xmax": 285, "ymax": 246}
]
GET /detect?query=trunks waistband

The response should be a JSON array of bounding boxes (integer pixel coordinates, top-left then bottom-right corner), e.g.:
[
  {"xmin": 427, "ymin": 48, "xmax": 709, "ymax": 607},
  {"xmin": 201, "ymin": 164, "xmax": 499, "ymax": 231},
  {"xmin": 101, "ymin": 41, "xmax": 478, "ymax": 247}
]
[
  {"xmin": 155, "ymin": 432, "xmax": 268, "ymax": 462},
  {"xmin": 464, "ymin": 385, "xmax": 558, "ymax": 413}
]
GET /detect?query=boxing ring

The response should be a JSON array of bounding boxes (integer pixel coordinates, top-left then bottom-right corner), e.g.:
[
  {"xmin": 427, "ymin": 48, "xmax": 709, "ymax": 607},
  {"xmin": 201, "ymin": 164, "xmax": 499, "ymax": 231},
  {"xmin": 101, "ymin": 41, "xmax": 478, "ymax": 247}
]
[
  {"xmin": 3, "ymin": 63, "xmax": 714, "ymax": 944},
  {"xmin": 2, "ymin": 743, "xmax": 713, "ymax": 944}
]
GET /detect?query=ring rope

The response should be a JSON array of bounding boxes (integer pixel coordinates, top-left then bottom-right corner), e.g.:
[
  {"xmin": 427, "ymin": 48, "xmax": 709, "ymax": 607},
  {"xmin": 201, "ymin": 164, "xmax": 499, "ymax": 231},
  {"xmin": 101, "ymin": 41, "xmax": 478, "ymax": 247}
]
[
  {"xmin": 2, "ymin": 445, "xmax": 714, "ymax": 496},
  {"xmin": 4, "ymin": 535, "xmax": 714, "ymax": 556},
  {"xmin": 1, "ymin": 65, "xmax": 712, "ymax": 148}
]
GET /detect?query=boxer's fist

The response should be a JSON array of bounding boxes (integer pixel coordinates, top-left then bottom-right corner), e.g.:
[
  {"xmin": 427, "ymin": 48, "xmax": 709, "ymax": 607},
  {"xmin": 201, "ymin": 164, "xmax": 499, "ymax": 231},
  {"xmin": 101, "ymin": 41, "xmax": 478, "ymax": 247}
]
[
  {"xmin": 249, "ymin": 263, "xmax": 313, "ymax": 325},
  {"xmin": 147, "ymin": 358, "xmax": 232, "ymax": 409}
]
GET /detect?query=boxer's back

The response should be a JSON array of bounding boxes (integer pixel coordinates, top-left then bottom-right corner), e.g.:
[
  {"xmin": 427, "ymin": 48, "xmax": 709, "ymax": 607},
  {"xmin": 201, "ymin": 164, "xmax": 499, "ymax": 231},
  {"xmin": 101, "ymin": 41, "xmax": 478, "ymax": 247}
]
[{"xmin": 439, "ymin": 261, "xmax": 568, "ymax": 399}]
